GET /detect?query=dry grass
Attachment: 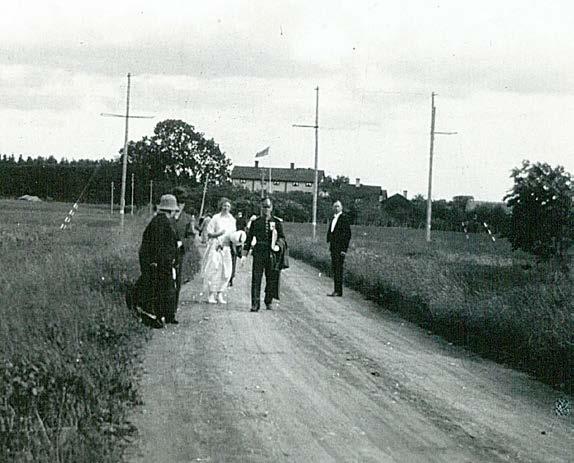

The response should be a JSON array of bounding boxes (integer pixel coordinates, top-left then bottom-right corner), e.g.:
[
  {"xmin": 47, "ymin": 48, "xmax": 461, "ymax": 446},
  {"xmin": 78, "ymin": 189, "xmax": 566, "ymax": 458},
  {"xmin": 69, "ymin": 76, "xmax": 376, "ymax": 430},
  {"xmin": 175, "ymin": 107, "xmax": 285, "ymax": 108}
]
[{"xmin": 286, "ymin": 223, "xmax": 573, "ymax": 391}]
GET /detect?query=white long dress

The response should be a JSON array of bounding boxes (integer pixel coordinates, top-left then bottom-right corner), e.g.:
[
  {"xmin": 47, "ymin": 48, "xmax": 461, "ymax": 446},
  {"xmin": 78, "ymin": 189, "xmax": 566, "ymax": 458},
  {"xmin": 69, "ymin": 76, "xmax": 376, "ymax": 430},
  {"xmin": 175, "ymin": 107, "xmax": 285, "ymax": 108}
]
[{"xmin": 200, "ymin": 212, "xmax": 236, "ymax": 293}]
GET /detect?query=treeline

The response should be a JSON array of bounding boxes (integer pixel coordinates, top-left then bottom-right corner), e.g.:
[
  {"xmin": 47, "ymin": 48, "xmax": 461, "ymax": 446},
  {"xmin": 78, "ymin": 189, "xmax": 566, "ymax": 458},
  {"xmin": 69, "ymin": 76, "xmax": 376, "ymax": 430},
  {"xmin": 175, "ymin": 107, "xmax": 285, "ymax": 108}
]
[
  {"xmin": 0, "ymin": 154, "xmax": 509, "ymax": 235},
  {"xmin": 180, "ymin": 184, "xmax": 510, "ymax": 236},
  {"xmin": 0, "ymin": 155, "xmax": 124, "ymax": 203},
  {"xmin": 0, "ymin": 155, "xmax": 172, "ymax": 207}
]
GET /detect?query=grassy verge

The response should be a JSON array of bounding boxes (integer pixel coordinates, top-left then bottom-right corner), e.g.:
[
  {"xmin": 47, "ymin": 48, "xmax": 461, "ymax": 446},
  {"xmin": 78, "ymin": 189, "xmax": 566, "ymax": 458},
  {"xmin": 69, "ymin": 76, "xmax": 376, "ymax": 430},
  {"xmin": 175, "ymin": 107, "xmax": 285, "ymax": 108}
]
[
  {"xmin": 0, "ymin": 200, "xmax": 148, "ymax": 462},
  {"xmin": 286, "ymin": 223, "xmax": 573, "ymax": 392}
]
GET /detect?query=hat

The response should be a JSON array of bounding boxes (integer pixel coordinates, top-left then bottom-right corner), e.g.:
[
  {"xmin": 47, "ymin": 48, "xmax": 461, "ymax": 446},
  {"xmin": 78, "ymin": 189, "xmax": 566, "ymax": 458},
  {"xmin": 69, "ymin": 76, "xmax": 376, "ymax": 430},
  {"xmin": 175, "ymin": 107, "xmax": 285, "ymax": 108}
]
[
  {"xmin": 158, "ymin": 194, "xmax": 179, "ymax": 212},
  {"xmin": 230, "ymin": 230, "xmax": 247, "ymax": 245}
]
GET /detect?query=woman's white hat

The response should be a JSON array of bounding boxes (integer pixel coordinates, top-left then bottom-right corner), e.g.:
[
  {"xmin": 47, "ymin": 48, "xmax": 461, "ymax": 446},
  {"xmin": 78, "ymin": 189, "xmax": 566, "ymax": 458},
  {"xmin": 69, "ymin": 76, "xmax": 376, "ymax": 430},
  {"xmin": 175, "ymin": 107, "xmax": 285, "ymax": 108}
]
[{"xmin": 230, "ymin": 230, "xmax": 247, "ymax": 245}]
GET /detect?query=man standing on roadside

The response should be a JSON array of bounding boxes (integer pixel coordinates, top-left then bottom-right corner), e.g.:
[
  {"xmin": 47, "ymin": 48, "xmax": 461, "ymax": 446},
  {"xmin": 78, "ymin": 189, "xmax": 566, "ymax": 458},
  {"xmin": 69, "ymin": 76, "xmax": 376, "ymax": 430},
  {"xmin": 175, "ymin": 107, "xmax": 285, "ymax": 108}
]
[
  {"xmin": 243, "ymin": 198, "xmax": 286, "ymax": 312},
  {"xmin": 326, "ymin": 200, "xmax": 352, "ymax": 297}
]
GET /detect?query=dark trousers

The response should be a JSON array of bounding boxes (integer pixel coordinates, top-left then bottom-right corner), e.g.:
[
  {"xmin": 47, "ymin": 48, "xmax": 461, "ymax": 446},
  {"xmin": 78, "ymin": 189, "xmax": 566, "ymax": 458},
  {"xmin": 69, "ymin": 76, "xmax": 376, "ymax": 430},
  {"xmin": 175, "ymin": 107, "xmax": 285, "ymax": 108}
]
[
  {"xmin": 330, "ymin": 250, "xmax": 345, "ymax": 295},
  {"xmin": 251, "ymin": 252, "xmax": 274, "ymax": 308},
  {"xmin": 230, "ymin": 245, "xmax": 242, "ymax": 285}
]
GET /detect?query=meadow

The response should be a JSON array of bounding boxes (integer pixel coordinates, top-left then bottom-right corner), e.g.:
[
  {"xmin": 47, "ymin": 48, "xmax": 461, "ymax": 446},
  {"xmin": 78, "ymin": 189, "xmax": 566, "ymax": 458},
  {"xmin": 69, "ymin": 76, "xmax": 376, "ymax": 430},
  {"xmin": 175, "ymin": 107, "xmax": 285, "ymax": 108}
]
[
  {"xmin": 285, "ymin": 223, "xmax": 573, "ymax": 392},
  {"xmin": 0, "ymin": 200, "xmax": 147, "ymax": 462}
]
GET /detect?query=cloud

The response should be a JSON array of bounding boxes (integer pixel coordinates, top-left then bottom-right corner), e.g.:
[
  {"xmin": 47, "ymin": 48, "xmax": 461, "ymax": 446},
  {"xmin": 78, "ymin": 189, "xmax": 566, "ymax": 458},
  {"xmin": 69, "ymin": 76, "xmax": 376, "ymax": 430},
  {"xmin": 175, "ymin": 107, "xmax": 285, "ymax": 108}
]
[{"xmin": 0, "ymin": 42, "xmax": 331, "ymax": 82}]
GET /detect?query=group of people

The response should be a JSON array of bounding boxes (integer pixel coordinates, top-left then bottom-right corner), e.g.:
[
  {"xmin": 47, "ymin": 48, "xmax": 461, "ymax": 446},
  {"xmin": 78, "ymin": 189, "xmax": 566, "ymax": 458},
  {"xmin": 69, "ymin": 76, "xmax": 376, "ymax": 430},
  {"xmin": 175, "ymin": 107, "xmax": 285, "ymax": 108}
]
[{"xmin": 130, "ymin": 193, "xmax": 352, "ymax": 327}]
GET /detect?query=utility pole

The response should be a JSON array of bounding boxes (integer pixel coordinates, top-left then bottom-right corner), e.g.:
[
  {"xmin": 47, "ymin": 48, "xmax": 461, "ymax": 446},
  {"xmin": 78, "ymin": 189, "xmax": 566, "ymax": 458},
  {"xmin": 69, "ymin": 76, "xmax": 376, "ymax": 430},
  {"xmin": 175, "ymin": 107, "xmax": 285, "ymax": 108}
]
[
  {"xmin": 426, "ymin": 92, "xmax": 457, "ymax": 242},
  {"xmin": 293, "ymin": 86, "xmax": 320, "ymax": 240},
  {"xmin": 199, "ymin": 173, "xmax": 210, "ymax": 218},
  {"xmin": 101, "ymin": 73, "xmax": 153, "ymax": 229},
  {"xmin": 130, "ymin": 172, "xmax": 135, "ymax": 215},
  {"xmin": 149, "ymin": 180, "xmax": 154, "ymax": 216},
  {"xmin": 110, "ymin": 181, "xmax": 114, "ymax": 214}
]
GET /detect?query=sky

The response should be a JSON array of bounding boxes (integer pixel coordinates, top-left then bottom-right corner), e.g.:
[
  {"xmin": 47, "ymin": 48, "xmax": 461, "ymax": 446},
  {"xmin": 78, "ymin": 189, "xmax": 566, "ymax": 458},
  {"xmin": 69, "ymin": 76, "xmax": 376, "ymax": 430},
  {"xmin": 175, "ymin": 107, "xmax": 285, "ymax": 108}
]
[{"xmin": 1, "ymin": 0, "xmax": 573, "ymax": 201}]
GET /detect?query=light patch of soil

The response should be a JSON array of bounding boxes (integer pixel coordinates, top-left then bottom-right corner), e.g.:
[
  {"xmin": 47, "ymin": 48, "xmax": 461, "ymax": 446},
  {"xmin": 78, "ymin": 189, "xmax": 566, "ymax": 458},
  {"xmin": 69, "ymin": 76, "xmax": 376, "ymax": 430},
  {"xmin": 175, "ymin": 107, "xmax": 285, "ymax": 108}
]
[{"xmin": 125, "ymin": 258, "xmax": 572, "ymax": 462}]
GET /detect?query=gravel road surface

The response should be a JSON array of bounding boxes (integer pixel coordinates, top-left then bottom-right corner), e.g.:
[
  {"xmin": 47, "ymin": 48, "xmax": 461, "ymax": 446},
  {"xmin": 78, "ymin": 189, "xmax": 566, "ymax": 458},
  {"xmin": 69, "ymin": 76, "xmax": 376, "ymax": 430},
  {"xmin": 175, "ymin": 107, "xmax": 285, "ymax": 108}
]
[{"xmin": 126, "ymin": 257, "xmax": 572, "ymax": 462}]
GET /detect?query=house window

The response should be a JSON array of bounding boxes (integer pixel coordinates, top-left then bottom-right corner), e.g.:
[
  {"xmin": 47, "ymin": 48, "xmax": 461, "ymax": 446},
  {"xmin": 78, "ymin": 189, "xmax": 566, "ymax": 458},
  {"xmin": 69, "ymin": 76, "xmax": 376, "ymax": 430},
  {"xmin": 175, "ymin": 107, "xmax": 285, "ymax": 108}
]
[
  {"xmin": 292, "ymin": 182, "xmax": 299, "ymax": 186},
  {"xmin": 305, "ymin": 182, "xmax": 312, "ymax": 187}
]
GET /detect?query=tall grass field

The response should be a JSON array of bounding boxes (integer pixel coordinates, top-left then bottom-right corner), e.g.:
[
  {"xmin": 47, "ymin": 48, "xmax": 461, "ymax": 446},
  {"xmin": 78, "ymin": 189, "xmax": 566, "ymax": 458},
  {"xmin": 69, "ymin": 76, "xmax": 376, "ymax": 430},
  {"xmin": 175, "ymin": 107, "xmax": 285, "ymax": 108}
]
[
  {"xmin": 0, "ymin": 200, "xmax": 147, "ymax": 462},
  {"xmin": 285, "ymin": 223, "xmax": 573, "ymax": 392}
]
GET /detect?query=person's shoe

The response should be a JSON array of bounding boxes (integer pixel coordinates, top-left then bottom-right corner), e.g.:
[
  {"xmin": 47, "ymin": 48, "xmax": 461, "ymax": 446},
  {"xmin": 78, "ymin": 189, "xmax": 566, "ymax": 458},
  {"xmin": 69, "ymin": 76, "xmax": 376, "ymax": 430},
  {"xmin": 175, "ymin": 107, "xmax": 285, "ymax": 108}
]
[
  {"xmin": 166, "ymin": 319, "xmax": 179, "ymax": 325},
  {"xmin": 250, "ymin": 305, "xmax": 260, "ymax": 312},
  {"xmin": 228, "ymin": 280, "xmax": 233, "ymax": 287},
  {"xmin": 207, "ymin": 294, "xmax": 217, "ymax": 304},
  {"xmin": 265, "ymin": 303, "xmax": 272, "ymax": 310},
  {"xmin": 327, "ymin": 292, "xmax": 342, "ymax": 297},
  {"xmin": 217, "ymin": 293, "xmax": 227, "ymax": 305}
]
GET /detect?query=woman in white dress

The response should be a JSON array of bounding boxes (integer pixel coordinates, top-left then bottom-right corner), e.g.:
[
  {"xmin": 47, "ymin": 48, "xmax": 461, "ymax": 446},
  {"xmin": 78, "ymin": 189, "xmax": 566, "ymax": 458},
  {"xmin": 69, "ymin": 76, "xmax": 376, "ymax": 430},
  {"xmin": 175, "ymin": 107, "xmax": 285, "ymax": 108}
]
[{"xmin": 200, "ymin": 198, "xmax": 236, "ymax": 304}]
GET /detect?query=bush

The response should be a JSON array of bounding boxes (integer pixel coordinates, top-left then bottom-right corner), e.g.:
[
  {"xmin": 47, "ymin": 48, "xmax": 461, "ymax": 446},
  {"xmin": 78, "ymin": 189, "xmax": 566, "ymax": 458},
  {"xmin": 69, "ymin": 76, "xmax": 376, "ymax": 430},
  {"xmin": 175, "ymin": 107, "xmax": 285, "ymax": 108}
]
[{"xmin": 504, "ymin": 160, "xmax": 574, "ymax": 267}]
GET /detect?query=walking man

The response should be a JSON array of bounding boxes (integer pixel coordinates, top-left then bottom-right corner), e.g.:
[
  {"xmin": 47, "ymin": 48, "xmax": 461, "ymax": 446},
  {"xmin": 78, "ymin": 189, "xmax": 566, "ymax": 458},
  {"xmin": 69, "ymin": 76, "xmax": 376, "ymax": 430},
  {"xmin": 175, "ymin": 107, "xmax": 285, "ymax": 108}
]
[
  {"xmin": 243, "ymin": 198, "xmax": 285, "ymax": 312},
  {"xmin": 326, "ymin": 200, "xmax": 351, "ymax": 297}
]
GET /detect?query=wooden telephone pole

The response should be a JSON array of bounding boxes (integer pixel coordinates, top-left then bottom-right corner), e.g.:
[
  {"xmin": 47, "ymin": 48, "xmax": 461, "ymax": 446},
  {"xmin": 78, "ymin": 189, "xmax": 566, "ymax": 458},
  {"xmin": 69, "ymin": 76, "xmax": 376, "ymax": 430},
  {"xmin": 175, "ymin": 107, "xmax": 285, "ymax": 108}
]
[
  {"xmin": 293, "ymin": 86, "xmax": 320, "ymax": 240},
  {"xmin": 101, "ymin": 73, "xmax": 153, "ymax": 228},
  {"xmin": 426, "ymin": 92, "xmax": 457, "ymax": 242}
]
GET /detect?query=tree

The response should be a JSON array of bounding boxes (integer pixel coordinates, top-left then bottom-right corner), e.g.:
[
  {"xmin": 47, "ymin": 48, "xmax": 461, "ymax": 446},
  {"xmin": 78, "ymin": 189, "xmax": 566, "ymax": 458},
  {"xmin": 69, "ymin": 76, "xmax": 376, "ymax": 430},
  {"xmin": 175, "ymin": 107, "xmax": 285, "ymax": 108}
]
[
  {"xmin": 128, "ymin": 119, "xmax": 231, "ymax": 187},
  {"xmin": 504, "ymin": 161, "xmax": 574, "ymax": 266}
]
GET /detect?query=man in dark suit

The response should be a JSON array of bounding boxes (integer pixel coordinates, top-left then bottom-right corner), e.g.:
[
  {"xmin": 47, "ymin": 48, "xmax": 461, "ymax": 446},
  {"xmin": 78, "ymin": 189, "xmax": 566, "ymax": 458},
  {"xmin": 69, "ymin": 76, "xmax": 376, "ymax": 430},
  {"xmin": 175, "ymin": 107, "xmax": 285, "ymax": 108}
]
[
  {"xmin": 243, "ymin": 198, "xmax": 285, "ymax": 311},
  {"xmin": 326, "ymin": 200, "xmax": 352, "ymax": 297}
]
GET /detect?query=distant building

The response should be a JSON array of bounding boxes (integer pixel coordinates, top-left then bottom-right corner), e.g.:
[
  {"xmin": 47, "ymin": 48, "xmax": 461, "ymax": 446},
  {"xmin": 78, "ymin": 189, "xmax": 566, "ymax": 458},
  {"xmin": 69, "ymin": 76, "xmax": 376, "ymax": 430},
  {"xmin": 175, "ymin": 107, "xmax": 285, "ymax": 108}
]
[
  {"xmin": 231, "ymin": 161, "xmax": 325, "ymax": 194},
  {"xmin": 339, "ymin": 178, "xmax": 387, "ymax": 202},
  {"xmin": 465, "ymin": 199, "xmax": 509, "ymax": 213},
  {"xmin": 380, "ymin": 193, "xmax": 418, "ymax": 226},
  {"xmin": 452, "ymin": 195, "xmax": 474, "ymax": 209},
  {"xmin": 383, "ymin": 192, "xmax": 413, "ymax": 209}
]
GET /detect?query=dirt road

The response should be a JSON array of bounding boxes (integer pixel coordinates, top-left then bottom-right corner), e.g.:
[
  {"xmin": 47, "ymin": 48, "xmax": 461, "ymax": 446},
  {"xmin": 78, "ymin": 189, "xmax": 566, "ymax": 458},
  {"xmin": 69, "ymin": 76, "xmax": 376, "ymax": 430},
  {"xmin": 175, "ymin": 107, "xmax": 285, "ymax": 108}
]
[{"xmin": 126, "ymin": 258, "xmax": 571, "ymax": 462}]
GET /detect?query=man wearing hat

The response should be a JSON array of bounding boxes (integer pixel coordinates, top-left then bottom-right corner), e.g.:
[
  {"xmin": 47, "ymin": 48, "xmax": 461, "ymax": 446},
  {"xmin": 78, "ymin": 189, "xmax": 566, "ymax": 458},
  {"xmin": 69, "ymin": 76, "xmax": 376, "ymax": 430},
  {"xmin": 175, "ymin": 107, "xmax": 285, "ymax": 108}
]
[{"xmin": 138, "ymin": 194, "xmax": 181, "ymax": 326}]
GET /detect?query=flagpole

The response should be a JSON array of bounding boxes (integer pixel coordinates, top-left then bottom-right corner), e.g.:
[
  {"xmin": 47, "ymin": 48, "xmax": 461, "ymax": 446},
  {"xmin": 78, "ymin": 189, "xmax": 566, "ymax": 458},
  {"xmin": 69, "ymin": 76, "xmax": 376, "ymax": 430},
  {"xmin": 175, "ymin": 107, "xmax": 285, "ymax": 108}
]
[{"xmin": 255, "ymin": 146, "xmax": 271, "ymax": 198}]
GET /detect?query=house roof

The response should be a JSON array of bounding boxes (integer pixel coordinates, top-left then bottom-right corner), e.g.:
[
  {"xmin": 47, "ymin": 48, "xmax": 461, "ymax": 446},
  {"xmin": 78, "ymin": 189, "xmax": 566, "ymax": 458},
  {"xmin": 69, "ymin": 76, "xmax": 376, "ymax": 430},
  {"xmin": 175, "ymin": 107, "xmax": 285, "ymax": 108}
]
[
  {"xmin": 340, "ymin": 183, "xmax": 383, "ymax": 197},
  {"xmin": 382, "ymin": 193, "xmax": 413, "ymax": 209},
  {"xmin": 232, "ymin": 165, "xmax": 325, "ymax": 183}
]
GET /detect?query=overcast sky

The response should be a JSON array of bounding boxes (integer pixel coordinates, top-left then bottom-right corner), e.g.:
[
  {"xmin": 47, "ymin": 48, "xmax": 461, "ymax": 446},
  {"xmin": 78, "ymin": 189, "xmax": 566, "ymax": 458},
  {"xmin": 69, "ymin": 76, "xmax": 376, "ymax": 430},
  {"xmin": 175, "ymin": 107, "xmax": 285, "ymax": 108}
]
[{"xmin": 1, "ymin": 0, "xmax": 573, "ymax": 201}]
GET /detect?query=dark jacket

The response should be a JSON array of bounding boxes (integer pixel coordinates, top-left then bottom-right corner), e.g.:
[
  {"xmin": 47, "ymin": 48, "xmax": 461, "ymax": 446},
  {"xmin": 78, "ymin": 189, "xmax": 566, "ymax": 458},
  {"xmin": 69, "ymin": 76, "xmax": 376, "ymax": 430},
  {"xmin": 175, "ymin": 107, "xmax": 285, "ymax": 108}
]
[
  {"xmin": 236, "ymin": 216, "xmax": 248, "ymax": 232},
  {"xmin": 244, "ymin": 215, "xmax": 285, "ymax": 256},
  {"xmin": 139, "ymin": 213, "xmax": 179, "ymax": 274},
  {"xmin": 272, "ymin": 237, "xmax": 289, "ymax": 271},
  {"xmin": 326, "ymin": 212, "xmax": 352, "ymax": 253},
  {"xmin": 173, "ymin": 211, "xmax": 196, "ymax": 254}
]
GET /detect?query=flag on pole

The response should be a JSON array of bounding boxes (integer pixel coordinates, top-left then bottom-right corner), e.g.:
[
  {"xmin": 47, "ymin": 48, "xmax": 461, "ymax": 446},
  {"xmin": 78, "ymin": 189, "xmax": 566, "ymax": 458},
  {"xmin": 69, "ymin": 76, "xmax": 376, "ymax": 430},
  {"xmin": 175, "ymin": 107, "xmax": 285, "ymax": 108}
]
[{"xmin": 255, "ymin": 146, "xmax": 270, "ymax": 158}]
